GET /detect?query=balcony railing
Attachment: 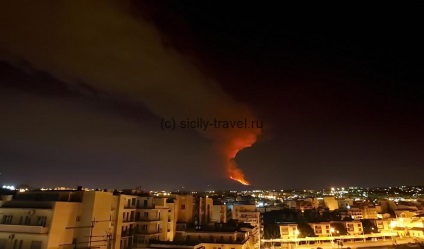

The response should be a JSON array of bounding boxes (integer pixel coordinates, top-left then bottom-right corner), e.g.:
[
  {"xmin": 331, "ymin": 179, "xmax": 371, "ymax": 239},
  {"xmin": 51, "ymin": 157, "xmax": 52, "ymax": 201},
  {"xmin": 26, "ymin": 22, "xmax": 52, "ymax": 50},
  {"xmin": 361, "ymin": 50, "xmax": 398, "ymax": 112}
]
[
  {"xmin": 136, "ymin": 230, "xmax": 160, "ymax": 235},
  {"xmin": 0, "ymin": 224, "xmax": 48, "ymax": 234},
  {"xmin": 123, "ymin": 218, "xmax": 135, "ymax": 223},
  {"xmin": 136, "ymin": 217, "xmax": 160, "ymax": 222},
  {"xmin": 137, "ymin": 206, "xmax": 156, "ymax": 210}
]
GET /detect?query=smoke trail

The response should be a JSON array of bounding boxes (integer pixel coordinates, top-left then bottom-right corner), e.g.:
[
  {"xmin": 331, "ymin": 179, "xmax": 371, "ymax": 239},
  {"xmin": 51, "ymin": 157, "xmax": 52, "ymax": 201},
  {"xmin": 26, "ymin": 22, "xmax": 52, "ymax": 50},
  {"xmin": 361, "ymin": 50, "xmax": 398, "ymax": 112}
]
[{"xmin": 0, "ymin": 0, "xmax": 260, "ymax": 184}]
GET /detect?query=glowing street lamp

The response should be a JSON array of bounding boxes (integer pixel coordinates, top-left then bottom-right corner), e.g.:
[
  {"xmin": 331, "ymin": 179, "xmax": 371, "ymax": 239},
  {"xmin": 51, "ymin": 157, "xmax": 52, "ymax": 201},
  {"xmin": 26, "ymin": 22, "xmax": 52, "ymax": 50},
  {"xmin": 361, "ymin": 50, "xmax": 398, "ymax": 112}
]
[{"xmin": 390, "ymin": 220, "xmax": 397, "ymax": 241}]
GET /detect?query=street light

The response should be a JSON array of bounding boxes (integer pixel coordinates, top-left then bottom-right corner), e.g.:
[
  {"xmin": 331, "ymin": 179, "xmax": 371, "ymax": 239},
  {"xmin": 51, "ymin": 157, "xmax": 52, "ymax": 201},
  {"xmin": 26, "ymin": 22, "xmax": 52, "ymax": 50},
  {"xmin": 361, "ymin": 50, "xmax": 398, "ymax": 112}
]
[
  {"xmin": 390, "ymin": 220, "xmax": 397, "ymax": 242},
  {"xmin": 295, "ymin": 229, "xmax": 300, "ymax": 248}
]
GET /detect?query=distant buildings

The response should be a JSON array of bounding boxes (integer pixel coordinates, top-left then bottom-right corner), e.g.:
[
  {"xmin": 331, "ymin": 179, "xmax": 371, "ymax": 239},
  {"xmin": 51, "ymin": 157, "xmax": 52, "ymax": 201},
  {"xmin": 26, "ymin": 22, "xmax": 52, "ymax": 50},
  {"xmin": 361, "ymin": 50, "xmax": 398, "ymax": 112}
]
[
  {"xmin": 278, "ymin": 223, "xmax": 298, "ymax": 240},
  {"xmin": 0, "ymin": 190, "xmax": 259, "ymax": 249}
]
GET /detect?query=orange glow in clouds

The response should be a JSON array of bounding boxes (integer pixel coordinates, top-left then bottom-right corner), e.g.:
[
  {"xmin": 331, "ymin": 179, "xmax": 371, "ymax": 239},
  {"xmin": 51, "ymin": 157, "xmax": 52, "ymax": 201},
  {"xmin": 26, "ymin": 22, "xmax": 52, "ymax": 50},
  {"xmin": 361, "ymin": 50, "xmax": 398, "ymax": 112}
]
[{"xmin": 224, "ymin": 129, "xmax": 261, "ymax": 185}]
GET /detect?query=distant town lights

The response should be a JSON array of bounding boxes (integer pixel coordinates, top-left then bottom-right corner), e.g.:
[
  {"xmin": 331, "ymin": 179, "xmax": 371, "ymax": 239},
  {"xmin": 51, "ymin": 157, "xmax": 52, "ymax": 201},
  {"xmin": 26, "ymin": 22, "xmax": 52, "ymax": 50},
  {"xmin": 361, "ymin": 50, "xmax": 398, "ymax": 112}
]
[{"xmin": 2, "ymin": 185, "xmax": 15, "ymax": 190}]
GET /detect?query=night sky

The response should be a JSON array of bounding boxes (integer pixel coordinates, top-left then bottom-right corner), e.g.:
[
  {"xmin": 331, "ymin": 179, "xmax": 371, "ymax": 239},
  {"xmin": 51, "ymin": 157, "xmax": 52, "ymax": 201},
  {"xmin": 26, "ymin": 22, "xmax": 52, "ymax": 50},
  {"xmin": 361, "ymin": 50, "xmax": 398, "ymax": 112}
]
[{"xmin": 0, "ymin": 2, "xmax": 423, "ymax": 190}]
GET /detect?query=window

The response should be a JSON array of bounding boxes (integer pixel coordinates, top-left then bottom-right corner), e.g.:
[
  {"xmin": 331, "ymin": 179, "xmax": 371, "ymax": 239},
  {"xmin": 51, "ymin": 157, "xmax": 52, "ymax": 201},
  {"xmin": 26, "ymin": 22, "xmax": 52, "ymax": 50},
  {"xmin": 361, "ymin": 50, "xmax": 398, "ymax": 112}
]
[
  {"xmin": 18, "ymin": 240, "xmax": 23, "ymax": 249},
  {"xmin": 37, "ymin": 216, "xmax": 47, "ymax": 226},
  {"xmin": 132, "ymin": 198, "xmax": 136, "ymax": 205},
  {"xmin": 143, "ymin": 200, "xmax": 148, "ymax": 208},
  {"xmin": 181, "ymin": 204, "xmax": 186, "ymax": 210},
  {"xmin": 24, "ymin": 216, "xmax": 31, "ymax": 225},
  {"xmin": 281, "ymin": 227, "xmax": 289, "ymax": 235},
  {"xmin": 2, "ymin": 215, "xmax": 12, "ymax": 224},
  {"xmin": 143, "ymin": 212, "xmax": 148, "ymax": 218},
  {"xmin": 76, "ymin": 216, "xmax": 80, "ymax": 222},
  {"xmin": 142, "ymin": 224, "xmax": 147, "ymax": 231},
  {"xmin": 30, "ymin": 241, "xmax": 42, "ymax": 249}
]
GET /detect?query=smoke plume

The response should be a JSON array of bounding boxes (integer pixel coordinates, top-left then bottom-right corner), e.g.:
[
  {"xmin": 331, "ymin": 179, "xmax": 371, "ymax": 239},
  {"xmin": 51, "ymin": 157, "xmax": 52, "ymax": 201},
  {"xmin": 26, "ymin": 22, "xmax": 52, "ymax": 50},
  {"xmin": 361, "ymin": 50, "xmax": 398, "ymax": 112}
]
[{"xmin": 0, "ymin": 0, "xmax": 261, "ymax": 184}]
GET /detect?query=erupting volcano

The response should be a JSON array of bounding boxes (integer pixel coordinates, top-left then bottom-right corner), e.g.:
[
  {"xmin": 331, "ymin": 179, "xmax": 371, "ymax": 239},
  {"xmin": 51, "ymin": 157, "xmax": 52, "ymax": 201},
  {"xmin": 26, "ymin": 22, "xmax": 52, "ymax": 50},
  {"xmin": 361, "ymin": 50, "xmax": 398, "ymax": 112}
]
[
  {"xmin": 223, "ymin": 129, "xmax": 261, "ymax": 185},
  {"xmin": 0, "ymin": 0, "xmax": 263, "ymax": 187}
]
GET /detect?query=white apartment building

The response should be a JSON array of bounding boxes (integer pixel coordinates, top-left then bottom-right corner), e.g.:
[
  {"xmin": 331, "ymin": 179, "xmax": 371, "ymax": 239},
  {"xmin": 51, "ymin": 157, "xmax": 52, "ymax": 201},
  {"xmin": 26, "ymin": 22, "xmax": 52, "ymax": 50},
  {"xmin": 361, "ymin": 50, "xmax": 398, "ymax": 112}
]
[
  {"xmin": 0, "ymin": 191, "xmax": 113, "ymax": 249},
  {"xmin": 212, "ymin": 205, "xmax": 229, "ymax": 223},
  {"xmin": 309, "ymin": 222, "xmax": 332, "ymax": 237},
  {"xmin": 278, "ymin": 223, "xmax": 298, "ymax": 240},
  {"xmin": 344, "ymin": 221, "xmax": 363, "ymax": 235},
  {"xmin": 231, "ymin": 205, "xmax": 260, "ymax": 228}
]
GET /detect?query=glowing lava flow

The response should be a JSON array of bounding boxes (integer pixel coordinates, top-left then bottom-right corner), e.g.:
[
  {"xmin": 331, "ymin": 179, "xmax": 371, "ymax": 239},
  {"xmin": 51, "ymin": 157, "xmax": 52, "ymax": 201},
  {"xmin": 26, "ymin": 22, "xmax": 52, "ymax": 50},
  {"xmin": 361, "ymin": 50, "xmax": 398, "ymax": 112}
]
[
  {"xmin": 230, "ymin": 176, "xmax": 250, "ymax": 185},
  {"xmin": 228, "ymin": 159, "xmax": 250, "ymax": 185},
  {"xmin": 225, "ymin": 130, "xmax": 260, "ymax": 185}
]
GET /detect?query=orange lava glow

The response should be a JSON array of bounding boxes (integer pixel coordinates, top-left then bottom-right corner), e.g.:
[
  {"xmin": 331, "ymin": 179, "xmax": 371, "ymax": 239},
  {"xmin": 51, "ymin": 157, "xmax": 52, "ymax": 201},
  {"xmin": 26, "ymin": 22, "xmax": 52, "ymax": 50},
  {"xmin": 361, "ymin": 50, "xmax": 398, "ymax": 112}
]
[
  {"xmin": 224, "ymin": 129, "xmax": 261, "ymax": 185},
  {"xmin": 230, "ymin": 176, "xmax": 250, "ymax": 186}
]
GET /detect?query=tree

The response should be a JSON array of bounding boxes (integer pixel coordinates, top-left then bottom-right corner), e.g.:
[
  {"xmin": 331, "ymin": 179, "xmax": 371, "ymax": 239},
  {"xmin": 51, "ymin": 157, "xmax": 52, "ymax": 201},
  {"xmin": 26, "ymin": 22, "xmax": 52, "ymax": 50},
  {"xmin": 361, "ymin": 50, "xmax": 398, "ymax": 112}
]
[
  {"xmin": 361, "ymin": 219, "xmax": 378, "ymax": 234},
  {"xmin": 297, "ymin": 222, "xmax": 315, "ymax": 238},
  {"xmin": 331, "ymin": 223, "xmax": 348, "ymax": 236}
]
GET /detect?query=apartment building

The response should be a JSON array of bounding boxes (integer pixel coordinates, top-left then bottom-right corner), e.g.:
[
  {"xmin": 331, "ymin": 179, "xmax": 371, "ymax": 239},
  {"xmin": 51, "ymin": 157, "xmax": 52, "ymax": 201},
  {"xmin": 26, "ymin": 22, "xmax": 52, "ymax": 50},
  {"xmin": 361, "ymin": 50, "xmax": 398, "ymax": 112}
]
[
  {"xmin": 373, "ymin": 219, "xmax": 394, "ymax": 233},
  {"xmin": 175, "ymin": 195, "xmax": 194, "ymax": 224},
  {"xmin": 194, "ymin": 197, "xmax": 213, "ymax": 226},
  {"xmin": 211, "ymin": 204, "xmax": 230, "ymax": 223},
  {"xmin": 278, "ymin": 223, "xmax": 298, "ymax": 240},
  {"xmin": 349, "ymin": 205, "xmax": 378, "ymax": 220},
  {"xmin": 309, "ymin": 222, "xmax": 332, "ymax": 237},
  {"xmin": 165, "ymin": 198, "xmax": 178, "ymax": 242},
  {"xmin": 230, "ymin": 205, "xmax": 260, "ymax": 228},
  {"xmin": 344, "ymin": 221, "xmax": 363, "ymax": 235},
  {"xmin": 154, "ymin": 224, "xmax": 254, "ymax": 249},
  {"xmin": 133, "ymin": 196, "xmax": 169, "ymax": 248},
  {"xmin": 0, "ymin": 191, "xmax": 113, "ymax": 249},
  {"xmin": 323, "ymin": 197, "xmax": 338, "ymax": 211},
  {"xmin": 1, "ymin": 191, "xmax": 263, "ymax": 249}
]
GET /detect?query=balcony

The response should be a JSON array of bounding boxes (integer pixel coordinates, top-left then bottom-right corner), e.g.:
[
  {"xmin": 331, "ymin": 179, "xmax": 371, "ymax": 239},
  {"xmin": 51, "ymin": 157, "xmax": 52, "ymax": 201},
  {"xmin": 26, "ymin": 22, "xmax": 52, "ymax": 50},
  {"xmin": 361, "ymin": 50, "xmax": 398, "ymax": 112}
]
[
  {"xmin": 137, "ymin": 206, "xmax": 155, "ymax": 210},
  {"xmin": 136, "ymin": 230, "xmax": 160, "ymax": 235},
  {"xmin": 124, "ymin": 205, "xmax": 136, "ymax": 209},
  {"xmin": 121, "ymin": 229, "xmax": 135, "ymax": 238},
  {"xmin": 0, "ymin": 224, "xmax": 48, "ymax": 234},
  {"xmin": 136, "ymin": 217, "xmax": 160, "ymax": 222}
]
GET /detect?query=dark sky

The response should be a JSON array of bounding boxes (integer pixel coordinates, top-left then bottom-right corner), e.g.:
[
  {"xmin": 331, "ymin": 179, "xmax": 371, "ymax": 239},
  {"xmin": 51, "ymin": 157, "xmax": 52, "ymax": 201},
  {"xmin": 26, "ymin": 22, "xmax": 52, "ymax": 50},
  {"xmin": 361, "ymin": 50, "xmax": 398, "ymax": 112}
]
[{"xmin": 0, "ymin": 2, "xmax": 423, "ymax": 190}]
